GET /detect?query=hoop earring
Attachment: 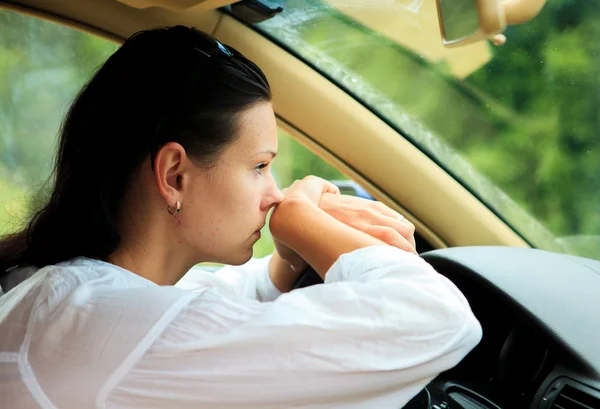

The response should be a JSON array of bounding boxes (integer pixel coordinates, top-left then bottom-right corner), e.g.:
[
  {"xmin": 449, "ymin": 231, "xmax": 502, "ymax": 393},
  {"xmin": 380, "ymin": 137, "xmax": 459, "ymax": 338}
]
[{"xmin": 167, "ymin": 201, "xmax": 181, "ymax": 215}]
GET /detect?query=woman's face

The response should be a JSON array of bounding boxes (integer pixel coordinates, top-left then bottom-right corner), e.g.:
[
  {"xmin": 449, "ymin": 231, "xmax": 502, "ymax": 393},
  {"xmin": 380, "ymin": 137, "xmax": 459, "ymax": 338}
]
[{"xmin": 179, "ymin": 102, "xmax": 284, "ymax": 265}]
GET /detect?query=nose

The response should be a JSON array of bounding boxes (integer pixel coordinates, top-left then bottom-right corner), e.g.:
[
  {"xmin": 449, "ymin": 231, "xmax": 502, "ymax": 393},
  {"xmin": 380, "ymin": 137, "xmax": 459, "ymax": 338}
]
[
  {"xmin": 272, "ymin": 186, "xmax": 284, "ymax": 203},
  {"xmin": 261, "ymin": 174, "xmax": 284, "ymax": 211}
]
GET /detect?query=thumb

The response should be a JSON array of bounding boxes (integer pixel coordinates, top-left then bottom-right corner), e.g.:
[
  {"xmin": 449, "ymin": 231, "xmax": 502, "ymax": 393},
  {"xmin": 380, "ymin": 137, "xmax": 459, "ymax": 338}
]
[{"xmin": 323, "ymin": 181, "xmax": 340, "ymax": 195}]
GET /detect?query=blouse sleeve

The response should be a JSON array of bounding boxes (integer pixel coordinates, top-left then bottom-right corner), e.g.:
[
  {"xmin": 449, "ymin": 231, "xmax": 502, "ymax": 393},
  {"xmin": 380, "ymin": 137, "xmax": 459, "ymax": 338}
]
[
  {"xmin": 176, "ymin": 254, "xmax": 282, "ymax": 302},
  {"xmin": 109, "ymin": 246, "xmax": 482, "ymax": 409}
]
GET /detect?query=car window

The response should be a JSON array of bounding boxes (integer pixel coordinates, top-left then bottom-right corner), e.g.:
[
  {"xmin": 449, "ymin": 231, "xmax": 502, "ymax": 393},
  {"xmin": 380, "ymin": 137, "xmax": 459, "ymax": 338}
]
[
  {"xmin": 0, "ymin": 10, "xmax": 118, "ymax": 236},
  {"xmin": 0, "ymin": 9, "xmax": 350, "ymax": 261},
  {"xmin": 253, "ymin": 0, "xmax": 600, "ymax": 260}
]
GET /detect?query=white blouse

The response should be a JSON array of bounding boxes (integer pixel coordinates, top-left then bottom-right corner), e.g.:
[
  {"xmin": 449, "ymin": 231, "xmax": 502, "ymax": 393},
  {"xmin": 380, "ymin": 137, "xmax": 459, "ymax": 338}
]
[{"xmin": 0, "ymin": 246, "xmax": 482, "ymax": 409}]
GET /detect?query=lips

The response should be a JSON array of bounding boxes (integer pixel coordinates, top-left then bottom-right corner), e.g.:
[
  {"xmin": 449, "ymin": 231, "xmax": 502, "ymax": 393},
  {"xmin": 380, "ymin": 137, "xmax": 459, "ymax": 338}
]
[
  {"xmin": 254, "ymin": 220, "xmax": 267, "ymax": 237},
  {"xmin": 256, "ymin": 221, "xmax": 266, "ymax": 233},
  {"xmin": 252, "ymin": 224, "xmax": 264, "ymax": 238}
]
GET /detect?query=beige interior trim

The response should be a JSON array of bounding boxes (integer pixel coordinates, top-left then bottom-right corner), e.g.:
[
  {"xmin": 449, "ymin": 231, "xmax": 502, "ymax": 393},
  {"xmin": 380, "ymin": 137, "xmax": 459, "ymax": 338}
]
[
  {"xmin": 116, "ymin": 0, "xmax": 235, "ymax": 11},
  {"xmin": 215, "ymin": 15, "xmax": 529, "ymax": 249},
  {"xmin": 277, "ymin": 118, "xmax": 448, "ymax": 250},
  {"xmin": 1, "ymin": 0, "xmax": 221, "ymax": 41},
  {"xmin": 1, "ymin": 0, "xmax": 530, "ymax": 249}
]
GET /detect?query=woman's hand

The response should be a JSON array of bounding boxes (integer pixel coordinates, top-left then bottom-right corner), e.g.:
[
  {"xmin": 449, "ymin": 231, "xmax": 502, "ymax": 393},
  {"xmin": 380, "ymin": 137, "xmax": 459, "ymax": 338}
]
[
  {"xmin": 319, "ymin": 193, "xmax": 417, "ymax": 254},
  {"xmin": 269, "ymin": 177, "xmax": 418, "ymax": 291},
  {"xmin": 281, "ymin": 175, "xmax": 341, "ymax": 206},
  {"xmin": 272, "ymin": 176, "xmax": 340, "ymax": 272}
]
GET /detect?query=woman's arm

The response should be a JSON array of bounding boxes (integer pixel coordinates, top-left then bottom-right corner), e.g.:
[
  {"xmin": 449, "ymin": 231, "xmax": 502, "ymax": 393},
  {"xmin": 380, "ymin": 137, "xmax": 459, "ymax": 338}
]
[
  {"xmin": 270, "ymin": 196, "xmax": 385, "ymax": 277},
  {"xmin": 178, "ymin": 255, "xmax": 283, "ymax": 302},
  {"xmin": 268, "ymin": 176, "xmax": 415, "ymax": 290},
  {"xmin": 109, "ymin": 246, "xmax": 482, "ymax": 409}
]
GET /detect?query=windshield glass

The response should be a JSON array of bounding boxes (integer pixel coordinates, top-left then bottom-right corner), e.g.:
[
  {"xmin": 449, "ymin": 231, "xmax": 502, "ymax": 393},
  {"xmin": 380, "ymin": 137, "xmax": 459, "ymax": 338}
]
[{"xmin": 253, "ymin": 0, "xmax": 600, "ymax": 260}]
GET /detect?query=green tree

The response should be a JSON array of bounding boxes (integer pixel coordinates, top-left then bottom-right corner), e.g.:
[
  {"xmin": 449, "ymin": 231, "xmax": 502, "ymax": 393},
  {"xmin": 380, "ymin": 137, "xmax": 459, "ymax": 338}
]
[{"xmin": 258, "ymin": 0, "xmax": 600, "ymax": 258}]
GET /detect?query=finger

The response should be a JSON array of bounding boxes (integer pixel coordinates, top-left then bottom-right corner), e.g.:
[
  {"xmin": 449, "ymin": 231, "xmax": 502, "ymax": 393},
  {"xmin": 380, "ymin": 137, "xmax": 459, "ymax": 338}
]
[
  {"xmin": 383, "ymin": 215, "xmax": 416, "ymax": 249},
  {"xmin": 340, "ymin": 196, "xmax": 406, "ymax": 223},
  {"xmin": 363, "ymin": 225, "xmax": 417, "ymax": 255},
  {"xmin": 330, "ymin": 196, "xmax": 416, "ymax": 245},
  {"xmin": 301, "ymin": 176, "xmax": 340, "ymax": 204},
  {"xmin": 398, "ymin": 215, "xmax": 415, "ymax": 229},
  {"xmin": 304, "ymin": 175, "xmax": 340, "ymax": 195},
  {"xmin": 368, "ymin": 203, "xmax": 415, "ymax": 241},
  {"xmin": 325, "ymin": 183, "xmax": 341, "ymax": 195},
  {"xmin": 359, "ymin": 213, "xmax": 416, "ymax": 249},
  {"xmin": 372, "ymin": 201, "xmax": 411, "ymax": 224}
]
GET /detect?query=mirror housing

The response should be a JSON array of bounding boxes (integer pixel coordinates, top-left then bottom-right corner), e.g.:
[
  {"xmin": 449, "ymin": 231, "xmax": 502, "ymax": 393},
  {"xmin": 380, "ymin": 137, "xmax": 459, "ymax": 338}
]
[{"xmin": 436, "ymin": 0, "xmax": 548, "ymax": 48}]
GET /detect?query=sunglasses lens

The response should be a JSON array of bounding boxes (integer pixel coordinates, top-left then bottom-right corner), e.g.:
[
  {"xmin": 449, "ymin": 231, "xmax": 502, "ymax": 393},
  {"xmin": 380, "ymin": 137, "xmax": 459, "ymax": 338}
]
[
  {"xmin": 216, "ymin": 41, "xmax": 233, "ymax": 57},
  {"xmin": 193, "ymin": 30, "xmax": 232, "ymax": 58}
]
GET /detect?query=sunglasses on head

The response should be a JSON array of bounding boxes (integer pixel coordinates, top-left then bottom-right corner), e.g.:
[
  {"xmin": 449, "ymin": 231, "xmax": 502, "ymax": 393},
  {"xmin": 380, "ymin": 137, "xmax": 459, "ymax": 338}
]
[{"xmin": 191, "ymin": 30, "xmax": 234, "ymax": 59}]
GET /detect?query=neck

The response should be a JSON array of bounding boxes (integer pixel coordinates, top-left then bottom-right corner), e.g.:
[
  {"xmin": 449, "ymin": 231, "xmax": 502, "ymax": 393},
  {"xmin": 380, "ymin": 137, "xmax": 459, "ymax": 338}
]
[
  {"xmin": 107, "ymin": 241, "xmax": 192, "ymax": 286},
  {"xmin": 107, "ymin": 208, "xmax": 195, "ymax": 286},
  {"xmin": 108, "ymin": 168, "xmax": 203, "ymax": 285}
]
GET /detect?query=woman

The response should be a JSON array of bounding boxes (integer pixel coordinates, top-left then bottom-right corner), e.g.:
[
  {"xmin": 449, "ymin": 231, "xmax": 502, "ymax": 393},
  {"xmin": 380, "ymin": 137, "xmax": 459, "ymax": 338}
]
[{"xmin": 0, "ymin": 26, "xmax": 481, "ymax": 408}]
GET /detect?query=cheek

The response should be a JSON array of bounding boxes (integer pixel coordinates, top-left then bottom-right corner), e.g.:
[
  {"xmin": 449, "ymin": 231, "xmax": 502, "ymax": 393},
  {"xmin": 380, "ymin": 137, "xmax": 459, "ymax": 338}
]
[
  {"xmin": 242, "ymin": 173, "xmax": 268, "ymax": 210},
  {"xmin": 209, "ymin": 171, "xmax": 263, "ymax": 222},
  {"xmin": 182, "ymin": 171, "xmax": 266, "ymax": 235},
  {"xmin": 230, "ymin": 173, "xmax": 275, "ymax": 225}
]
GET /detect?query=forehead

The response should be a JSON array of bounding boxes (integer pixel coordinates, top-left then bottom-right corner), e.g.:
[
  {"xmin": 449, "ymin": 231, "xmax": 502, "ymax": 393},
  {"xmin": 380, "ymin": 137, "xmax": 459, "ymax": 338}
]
[{"xmin": 229, "ymin": 102, "xmax": 277, "ymax": 155}]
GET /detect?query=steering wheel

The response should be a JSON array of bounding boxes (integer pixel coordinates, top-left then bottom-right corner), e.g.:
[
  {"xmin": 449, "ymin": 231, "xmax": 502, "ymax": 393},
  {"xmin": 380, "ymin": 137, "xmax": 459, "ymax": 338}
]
[{"xmin": 292, "ymin": 265, "xmax": 323, "ymax": 288}]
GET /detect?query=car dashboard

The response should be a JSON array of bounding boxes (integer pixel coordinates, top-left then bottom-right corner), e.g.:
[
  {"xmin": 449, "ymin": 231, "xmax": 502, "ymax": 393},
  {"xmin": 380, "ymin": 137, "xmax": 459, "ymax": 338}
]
[{"xmin": 403, "ymin": 246, "xmax": 600, "ymax": 409}]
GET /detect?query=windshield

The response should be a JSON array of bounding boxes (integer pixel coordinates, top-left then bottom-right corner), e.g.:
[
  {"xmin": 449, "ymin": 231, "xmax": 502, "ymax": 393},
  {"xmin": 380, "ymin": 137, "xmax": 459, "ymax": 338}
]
[{"xmin": 253, "ymin": 0, "xmax": 600, "ymax": 260}]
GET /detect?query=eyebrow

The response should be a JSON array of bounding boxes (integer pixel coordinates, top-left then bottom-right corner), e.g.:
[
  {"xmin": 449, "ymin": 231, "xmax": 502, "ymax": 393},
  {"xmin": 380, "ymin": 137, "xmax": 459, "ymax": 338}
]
[{"xmin": 251, "ymin": 150, "xmax": 278, "ymax": 159}]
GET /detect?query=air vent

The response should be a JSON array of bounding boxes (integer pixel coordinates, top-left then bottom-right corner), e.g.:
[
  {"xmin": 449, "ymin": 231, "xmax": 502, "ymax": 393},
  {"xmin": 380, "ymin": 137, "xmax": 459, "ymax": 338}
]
[{"xmin": 551, "ymin": 385, "xmax": 600, "ymax": 409}]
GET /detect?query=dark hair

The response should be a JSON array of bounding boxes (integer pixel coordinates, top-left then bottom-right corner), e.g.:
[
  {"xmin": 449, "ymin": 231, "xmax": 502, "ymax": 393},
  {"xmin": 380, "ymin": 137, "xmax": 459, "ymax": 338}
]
[{"xmin": 0, "ymin": 26, "xmax": 271, "ymax": 276}]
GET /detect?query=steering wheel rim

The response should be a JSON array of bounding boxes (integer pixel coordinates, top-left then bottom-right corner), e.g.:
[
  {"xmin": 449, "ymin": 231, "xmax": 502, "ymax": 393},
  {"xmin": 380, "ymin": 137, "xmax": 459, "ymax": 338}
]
[{"xmin": 293, "ymin": 265, "xmax": 323, "ymax": 289}]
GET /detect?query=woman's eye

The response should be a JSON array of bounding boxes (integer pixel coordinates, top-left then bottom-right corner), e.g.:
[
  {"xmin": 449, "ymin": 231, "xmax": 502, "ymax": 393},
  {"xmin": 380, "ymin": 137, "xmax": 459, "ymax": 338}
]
[{"xmin": 254, "ymin": 163, "xmax": 268, "ymax": 175}]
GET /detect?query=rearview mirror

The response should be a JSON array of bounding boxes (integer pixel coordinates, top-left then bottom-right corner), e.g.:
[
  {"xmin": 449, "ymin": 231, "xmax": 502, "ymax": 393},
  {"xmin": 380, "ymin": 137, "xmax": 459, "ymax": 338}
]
[{"xmin": 436, "ymin": 0, "xmax": 548, "ymax": 47}]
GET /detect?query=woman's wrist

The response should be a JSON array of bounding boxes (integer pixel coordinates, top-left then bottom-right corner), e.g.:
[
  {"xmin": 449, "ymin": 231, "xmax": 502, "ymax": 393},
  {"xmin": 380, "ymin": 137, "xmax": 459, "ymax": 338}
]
[
  {"xmin": 269, "ymin": 197, "xmax": 315, "ymax": 244},
  {"xmin": 270, "ymin": 197, "xmax": 384, "ymax": 277}
]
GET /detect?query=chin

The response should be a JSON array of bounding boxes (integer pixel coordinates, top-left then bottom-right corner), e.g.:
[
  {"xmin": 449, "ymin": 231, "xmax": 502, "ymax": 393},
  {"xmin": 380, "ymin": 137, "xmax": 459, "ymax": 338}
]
[
  {"xmin": 198, "ymin": 237, "xmax": 256, "ymax": 266},
  {"xmin": 218, "ymin": 247, "xmax": 254, "ymax": 266}
]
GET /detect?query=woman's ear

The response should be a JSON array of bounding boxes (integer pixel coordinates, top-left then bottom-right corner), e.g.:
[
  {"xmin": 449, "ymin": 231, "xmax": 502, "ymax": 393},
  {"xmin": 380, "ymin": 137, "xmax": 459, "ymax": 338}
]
[{"xmin": 154, "ymin": 142, "xmax": 187, "ymax": 207}]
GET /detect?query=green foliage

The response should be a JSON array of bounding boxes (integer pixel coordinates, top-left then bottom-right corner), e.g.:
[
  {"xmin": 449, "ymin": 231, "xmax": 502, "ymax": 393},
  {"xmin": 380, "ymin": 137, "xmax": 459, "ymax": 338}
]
[
  {"xmin": 0, "ymin": 175, "xmax": 27, "ymax": 236},
  {"xmin": 0, "ymin": 11, "xmax": 114, "ymax": 243},
  {"xmin": 0, "ymin": 10, "xmax": 118, "ymax": 213},
  {"xmin": 258, "ymin": 0, "xmax": 600, "ymax": 259}
]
